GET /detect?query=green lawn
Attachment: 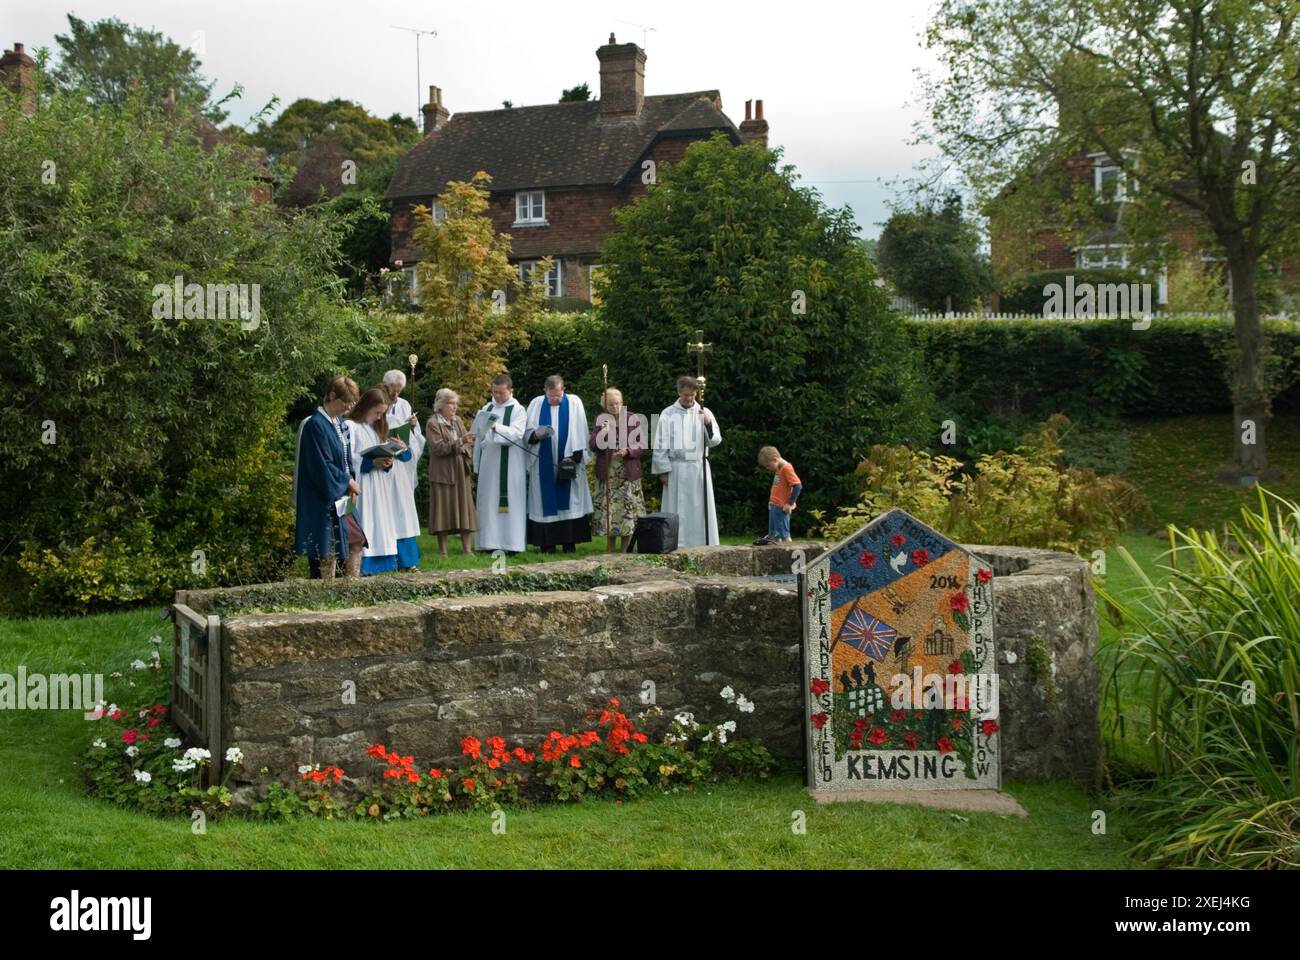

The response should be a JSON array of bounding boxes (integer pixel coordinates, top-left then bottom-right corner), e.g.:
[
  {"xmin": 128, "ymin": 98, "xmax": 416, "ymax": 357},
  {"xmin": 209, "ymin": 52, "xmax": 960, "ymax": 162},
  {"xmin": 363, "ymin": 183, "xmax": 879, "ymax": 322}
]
[
  {"xmin": 0, "ymin": 578, "xmax": 1139, "ymax": 870},
  {"xmin": 4, "ymin": 412, "xmax": 1292, "ymax": 869}
]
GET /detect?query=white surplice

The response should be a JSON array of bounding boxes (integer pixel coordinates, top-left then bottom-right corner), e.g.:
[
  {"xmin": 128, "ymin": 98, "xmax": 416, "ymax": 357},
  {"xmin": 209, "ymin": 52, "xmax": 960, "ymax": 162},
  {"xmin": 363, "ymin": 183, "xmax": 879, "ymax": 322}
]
[
  {"xmin": 469, "ymin": 396, "xmax": 529, "ymax": 552},
  {"xmin": 385, "ymin": 397, "xmax": 425, "ymax": 540},
  {"xmin": 349, "ymin": 420, "xmax": 402, "ymax": 561},
  {"xmin": 524, "ymin": 393, "xmax": 593, "ymax": 529},
  {"xmin": 650, "ymin": 400, "xmax": 722, "ymax": 548}
]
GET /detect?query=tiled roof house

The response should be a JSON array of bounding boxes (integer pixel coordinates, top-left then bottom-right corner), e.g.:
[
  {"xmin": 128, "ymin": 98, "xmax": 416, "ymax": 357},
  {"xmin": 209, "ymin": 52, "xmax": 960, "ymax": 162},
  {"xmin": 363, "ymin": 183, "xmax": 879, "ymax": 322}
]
[{"xmin": 384, "ymin": 34, "xmax": 770, "ymax": 302}]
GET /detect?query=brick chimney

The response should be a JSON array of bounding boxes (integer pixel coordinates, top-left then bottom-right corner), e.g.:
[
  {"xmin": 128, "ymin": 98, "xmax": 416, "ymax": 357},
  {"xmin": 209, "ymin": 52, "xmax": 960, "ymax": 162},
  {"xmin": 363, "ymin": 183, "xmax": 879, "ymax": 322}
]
[
  {"xmin": 0, "ymin": 42, "xmax": 36, "ymax": 115},
  {"xmin": 421, "ymin": 85, "xmax": 449, "ymax": 135},
  {"xmin": 738, "ymin": 99, "xmax": 769, "ymax": 148},
  {"xmin": 597, "ymin": 33, "xmax": 645, "ymax": 119}
]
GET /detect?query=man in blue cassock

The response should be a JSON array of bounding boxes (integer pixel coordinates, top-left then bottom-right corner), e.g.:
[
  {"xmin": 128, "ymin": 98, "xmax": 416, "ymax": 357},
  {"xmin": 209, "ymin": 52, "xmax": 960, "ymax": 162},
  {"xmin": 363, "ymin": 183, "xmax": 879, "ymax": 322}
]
[{"xmin": 294, "ymin": 376, "xmax": 360, "ymax": 578}]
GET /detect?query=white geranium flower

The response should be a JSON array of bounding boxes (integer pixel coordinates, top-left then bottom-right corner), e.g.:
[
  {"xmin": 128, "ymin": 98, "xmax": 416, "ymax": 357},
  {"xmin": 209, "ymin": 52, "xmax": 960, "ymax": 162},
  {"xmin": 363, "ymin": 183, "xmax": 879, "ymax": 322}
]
[
  {"xmin": 130, "ymin": 659, "xmax": 147, "ymax": 671},
  {"xmin": 673, "ymin": 712, "xmax": 694, "ymax": 727},
  {"xmin": 164, "ymin": 737, "xmax": 182, "ymax": 749},
  {"xmin": 298, "ymin": 765, "xmax": 313, "ymax": 775},
  {"xmin": 173, "ymin": 758, "xmax": 196, "ymax": 773},
  {"xmin": 737, "ymin": 696, "xmax": 755, "ymax": 713},
  {"xmin": 91, "ymin": 739, "xmax": 106, "ymax": 749},
  {"xmin": 149, "ymin": 635, "xmax": 163, "ymax": 644},
  {"xmin": 109, "ymin": 671, "xmax": 123, "ymax": 679},
  {"xmin": 138, "ymin": 709, "xmax": 149, "ymax": 719},
  {"xmin": 721, "ymin": 720, "xmax": 737, "ymax": 733},
  {"xmin": 133, "ymin": 770, "xmax": 152, "ymax": 783},
  {"xmin": 720, "ymin": 686, "xmax": 736, "ymax": 702},
  {"xmin": 717, "ymin": 729, "xmax": 728, "ymax": 745},
  {"xmin": 150, "ymin": 650, "xmax": 161, "ymax": 661},
  {"xmin": 107, "ymin": 703, "xmax": 118, "ymax": 715},
  {"xmin": 225, "ymin": 747, "xmax": 244, "ymax": 765},
  {"xmin": 124, "ymin": 746, "xmax": 139, "ymax": 758},
  {"xmin": 183, "ymin": 747, "xmax": 212, "ymax": 764},
  {"xmin": 702, "ymin": 730, "xmax": 714, "ymax": 742}
]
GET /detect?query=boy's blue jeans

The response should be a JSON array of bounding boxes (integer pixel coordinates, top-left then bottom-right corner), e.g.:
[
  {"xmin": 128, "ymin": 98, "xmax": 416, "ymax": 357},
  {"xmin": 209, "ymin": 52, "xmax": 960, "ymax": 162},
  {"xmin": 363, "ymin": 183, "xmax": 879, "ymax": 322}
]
[{"xmin": 768, "ymin": 504, "xmax": 791, "ymax": 539}]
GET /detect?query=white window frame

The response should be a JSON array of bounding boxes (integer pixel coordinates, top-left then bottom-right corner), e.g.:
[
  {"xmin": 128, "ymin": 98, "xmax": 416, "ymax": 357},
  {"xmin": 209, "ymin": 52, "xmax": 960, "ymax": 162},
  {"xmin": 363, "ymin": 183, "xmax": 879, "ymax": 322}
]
[
  {"xmin": 518, "ymin": 259, "xmax": 561, "ymax": 297},
  {"xmin": 406, "ymin": 266, "xmax": 420, "ymax": 306},
  {"xmin": 1075, "ymin": 244, "xmax": 1168, "ymax": 304},
  {"xmin": 430, "ymin": 199, "xmax": 447, "ymax": 223},
  {"xmin": 514, "ymin": 190, "xmax": 546, "ymax": 225},
  {"xmin": 1091, "ymin": 153, "xmax": 1136, "ymax": 202}
]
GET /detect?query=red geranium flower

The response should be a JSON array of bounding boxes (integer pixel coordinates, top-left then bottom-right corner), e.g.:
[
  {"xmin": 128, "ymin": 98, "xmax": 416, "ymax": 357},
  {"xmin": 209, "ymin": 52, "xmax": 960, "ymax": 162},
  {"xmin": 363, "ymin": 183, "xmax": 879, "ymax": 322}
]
[
  {"xmin": 463, "ymin": 778, "xmax": 476, "ymax": 791},
  {"xmin": 367, "ymin": 743, "xmax": 388, "ymax": 759},
  {"xmin": 460, "ymin": 736, "xmax": 482, "ymax": 759},
  {"xmin": 977, "ymin": 567, "xmax": 992, "ymax": 584},
  {"xmin": 867, "ymin": 726, "xmax": 888, "ymax": 746},
  {"xmin": 891, "ymin": 534, "xmax": 905, "ymax": 547},
  {"xmin": 609, "ymin": 697, "xmax": 620, "ymax": 707},
  {"xmin": 911, "ymin": 549, "xmax": 930, "ymax": 567},
  {"xmin": 827, "ymin": 572, "xmax": 844, "ymax": 589},
  {"xmin": 810, "ymin": 711, "xmax": 829, "ymax": 729},
  {"xmin": 121, "ymin": 729, "xmax": 138, "ymax": 745},
  {"xmin": 936, "ymin": 736, "xmax": 954, "ymax": 753},
  {"xmin": 903, "ymin": 731, "xmax": 921, "ymax": 750},
  {"xmin": 569, "ymin": 755, "xmax": 582, "ymax": 769},
  {"xmin": 950, "ymin": 591, "xmax": 970, "ymax": 613},
  {"xmin": 429, "ymin": 768, "xmax": 444, "ymax": 778},
  {"xmin": 487, "ymin": 758, "xmax": 500, "ymax": 769},
  {"xmin": 859, "ymin": 551, "xmax": 876, "ymax": 568},
  {"xmin": 982, "ymin": 719, "xmax": 1001, "ymax": 737},
  {"xmin": 810, "ymin": 678, "xmax": 830, "ymax": 696}
]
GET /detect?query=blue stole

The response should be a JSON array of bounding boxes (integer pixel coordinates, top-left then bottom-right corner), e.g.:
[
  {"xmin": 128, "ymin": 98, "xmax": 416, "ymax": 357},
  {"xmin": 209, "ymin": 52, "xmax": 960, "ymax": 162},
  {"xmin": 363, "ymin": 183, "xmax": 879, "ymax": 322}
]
[{"xmin": 538, "ymin": 398, "xmax": 570, "ymax": 516}]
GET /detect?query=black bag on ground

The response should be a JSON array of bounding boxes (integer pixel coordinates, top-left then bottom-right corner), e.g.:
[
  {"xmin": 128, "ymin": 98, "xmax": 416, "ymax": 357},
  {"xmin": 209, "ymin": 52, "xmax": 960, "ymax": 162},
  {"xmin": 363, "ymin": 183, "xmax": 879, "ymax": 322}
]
[{"xmin": 626, "ymin": 512, "xmax": 679, "ymax": 554}]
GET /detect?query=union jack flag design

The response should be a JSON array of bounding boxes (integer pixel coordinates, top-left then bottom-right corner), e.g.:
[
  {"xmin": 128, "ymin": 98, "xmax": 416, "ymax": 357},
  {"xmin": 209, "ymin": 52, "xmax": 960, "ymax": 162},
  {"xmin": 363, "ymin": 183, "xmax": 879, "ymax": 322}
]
[{"xmin": 838, "ymin": 609, "xmax": 898, "ymax": 662}]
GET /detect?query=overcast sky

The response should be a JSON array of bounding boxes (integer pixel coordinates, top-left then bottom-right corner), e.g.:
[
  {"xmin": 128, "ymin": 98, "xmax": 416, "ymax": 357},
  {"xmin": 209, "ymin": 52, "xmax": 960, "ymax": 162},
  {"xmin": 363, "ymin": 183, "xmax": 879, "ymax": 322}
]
[{"xmin": 9, "ymin": 0, "xmax": 943, "ymax": 237}]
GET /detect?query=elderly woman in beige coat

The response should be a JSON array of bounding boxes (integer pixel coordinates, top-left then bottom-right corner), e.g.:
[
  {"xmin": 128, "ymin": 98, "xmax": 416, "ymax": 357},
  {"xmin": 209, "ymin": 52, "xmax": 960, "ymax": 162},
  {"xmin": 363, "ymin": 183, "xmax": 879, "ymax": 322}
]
[{"xmin": 425, "ymin": 387, "xmax": 478, "ymax": 555}]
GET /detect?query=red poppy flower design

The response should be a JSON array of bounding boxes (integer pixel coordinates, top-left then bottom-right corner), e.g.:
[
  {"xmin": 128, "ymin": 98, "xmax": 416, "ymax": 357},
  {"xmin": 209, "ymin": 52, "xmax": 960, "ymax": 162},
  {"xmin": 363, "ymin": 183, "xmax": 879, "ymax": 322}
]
[
  {"xmin": 982, "ymin": 719, "xmax": 1001, "ymax": 737},
  {"xmin": 867, "ymin": 726, "xmax": 888, "ymax": 746},
  {"xmin": 903, "ymin": 732, "xmax": 920, "ymax": 750},
  {"xmin": 948, "ymin": 659, "xmax": 963, "ymax": 675},
  {"xmin": 810, "ymin": 711, "xmax": 829, "ymax": 729},
  {"xmin": 810, "ymin": 678, "xmax": 830, "ymax": 696},
  {"xmin": 911, "ymin": 549, "xmax": 930, "ymax": 567},
  {"xmin": 936, "ymin": 736, "xmax": 954, "ymax": 753},
  {"xmin": 950, "ymin": 591, "xmax": 970, "ymax": 613},
  {"xmin": 827, "ymin": 572, "xmax": 844, "ymax": 589},
  {"xmin": 859, "ymin": 551, "xmax": 877, "ymax": 568},
  {"xmin": 977, "ymin": 567, "xmax": 992, "ymax": 584},
  {"xmin": 890, "ymin": 709, "xmax": 906, "ymax": 723},
  {"xmin": 891, "ymin": 534, "xmax": 906, "ymax": 548}
]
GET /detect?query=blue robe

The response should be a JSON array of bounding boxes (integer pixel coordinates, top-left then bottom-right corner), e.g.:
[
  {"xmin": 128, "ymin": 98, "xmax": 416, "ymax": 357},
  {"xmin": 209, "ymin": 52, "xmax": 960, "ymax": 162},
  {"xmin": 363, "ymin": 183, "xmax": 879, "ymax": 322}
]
[{"xmin": 294, "ymin": 411, "xmax": 351, "ymax": 560}]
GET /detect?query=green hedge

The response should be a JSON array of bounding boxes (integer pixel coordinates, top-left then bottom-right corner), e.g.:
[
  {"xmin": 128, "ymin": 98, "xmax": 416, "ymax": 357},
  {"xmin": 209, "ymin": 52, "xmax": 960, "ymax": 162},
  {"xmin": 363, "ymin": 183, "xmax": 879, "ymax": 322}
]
[{"xmin": 906, "ymin": 315, "xmax": 1300, "ymax": 419}]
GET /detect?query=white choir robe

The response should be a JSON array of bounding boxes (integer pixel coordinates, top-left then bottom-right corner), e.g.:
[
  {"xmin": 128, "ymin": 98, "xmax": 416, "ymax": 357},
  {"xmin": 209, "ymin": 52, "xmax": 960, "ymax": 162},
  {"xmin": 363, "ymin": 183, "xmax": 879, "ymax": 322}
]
[
  {"xmin": 650, "ymin": 400, "xmax": 722, "ymax": 548},
  {"xmin": 524, "ymin": 393, "xmax": 593, "ymax": 545},
  {"xmin": 385, "ymin": 399, "xmax": 425, "ymax": 542},
  {"xmin": 349, "ymin": 420, "xmax": 405, "ymax": 571},
  {"xmin": 470, "ymin": 396, "xmax": 529, "ymax": 552}
]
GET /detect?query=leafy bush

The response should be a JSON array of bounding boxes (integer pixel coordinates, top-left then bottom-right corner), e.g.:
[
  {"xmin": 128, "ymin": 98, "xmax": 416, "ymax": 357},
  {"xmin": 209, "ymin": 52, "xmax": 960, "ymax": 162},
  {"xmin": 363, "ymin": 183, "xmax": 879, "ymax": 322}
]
[
  {"xmin": 813, "ymin": 415, "xmax": 1148, "ymax": 553},
  {"xmin": 997, "ymin": 268, "xmax": 1143, "ymax": 314},
  {"xmin": 0, "ymin": 86, "xmax": 362, "ymax": 612},
  {"xmin": 1102, "ymin": 488, "xmax": 1300, "ymax": 868}
]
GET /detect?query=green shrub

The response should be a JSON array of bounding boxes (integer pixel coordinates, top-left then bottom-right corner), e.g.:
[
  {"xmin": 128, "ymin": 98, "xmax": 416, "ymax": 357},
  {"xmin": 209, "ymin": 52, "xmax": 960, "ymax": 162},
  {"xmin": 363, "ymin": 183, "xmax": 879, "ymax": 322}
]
[
  {"xmin": 997, "ymin": 267, "xmax": 1143, "ymax": 314},
  {"xmin": 813, "ymin": 415, "xmax": 1148, "ymax": 553},
  {"xmin": 0, "ymin": 85, "xmax": 362, "ymax": 612},
  {"xmin": 1102, "ymin": 488, "xmax": 1300, "ymax": 868}
]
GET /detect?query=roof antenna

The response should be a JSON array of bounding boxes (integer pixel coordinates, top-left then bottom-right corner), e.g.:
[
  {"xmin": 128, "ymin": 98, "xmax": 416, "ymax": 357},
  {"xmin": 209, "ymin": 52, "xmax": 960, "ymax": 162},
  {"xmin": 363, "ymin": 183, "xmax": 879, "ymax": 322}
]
[
  {"xmin": 613, "ymin": 18, "xmax": 657, "ymax": 48},
  {"xmin": 392, "ymin": 25, "xmax": 439, "ymax": 125}
]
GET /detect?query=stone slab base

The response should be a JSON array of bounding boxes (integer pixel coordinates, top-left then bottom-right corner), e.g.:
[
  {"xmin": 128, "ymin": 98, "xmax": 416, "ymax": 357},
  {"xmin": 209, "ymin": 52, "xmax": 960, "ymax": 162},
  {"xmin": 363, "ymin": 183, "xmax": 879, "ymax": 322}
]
[{"xmin": 808, "ymin": 788, "xmax": 1028, "ymax": 817}]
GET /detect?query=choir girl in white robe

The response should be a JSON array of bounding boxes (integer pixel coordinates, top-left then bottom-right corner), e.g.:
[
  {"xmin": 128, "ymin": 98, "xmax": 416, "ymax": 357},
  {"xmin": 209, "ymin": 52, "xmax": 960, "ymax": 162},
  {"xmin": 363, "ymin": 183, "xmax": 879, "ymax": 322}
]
[{"xmin": 347, "ymin": 387, "xmax": 410, "ymax": 575}]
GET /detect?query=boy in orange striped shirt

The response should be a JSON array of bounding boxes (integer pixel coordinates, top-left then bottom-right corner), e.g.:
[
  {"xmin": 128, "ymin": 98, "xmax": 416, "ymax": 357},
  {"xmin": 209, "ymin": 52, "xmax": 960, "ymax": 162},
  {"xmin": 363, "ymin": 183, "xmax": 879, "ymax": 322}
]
[{"xmin": 754, "ymin": 445, "xmax": 801, "ymax": 545}]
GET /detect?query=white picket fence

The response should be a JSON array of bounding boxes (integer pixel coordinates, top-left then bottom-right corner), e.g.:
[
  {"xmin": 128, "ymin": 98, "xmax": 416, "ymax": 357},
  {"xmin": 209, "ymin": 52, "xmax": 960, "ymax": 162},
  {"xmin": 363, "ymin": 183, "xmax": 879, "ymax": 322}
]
[{"xmin": 903, "ymin": 310, "xmax": 1296, "ymax": 322}]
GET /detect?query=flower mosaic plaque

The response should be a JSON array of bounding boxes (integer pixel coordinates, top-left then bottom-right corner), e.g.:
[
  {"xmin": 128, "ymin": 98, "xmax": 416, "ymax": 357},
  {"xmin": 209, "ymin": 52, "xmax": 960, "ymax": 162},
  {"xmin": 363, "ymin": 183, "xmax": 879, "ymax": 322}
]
[{"xmin": 800, "ymin": 509, "xmax": 1000, "ymax": 792}]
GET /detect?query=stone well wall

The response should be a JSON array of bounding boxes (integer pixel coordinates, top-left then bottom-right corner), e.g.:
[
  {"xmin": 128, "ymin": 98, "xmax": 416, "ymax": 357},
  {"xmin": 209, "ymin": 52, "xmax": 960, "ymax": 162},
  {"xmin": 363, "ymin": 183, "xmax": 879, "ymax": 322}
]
[{"xmin": 177, "ymin": 543, "xmax": 1100, "ymax": 802}]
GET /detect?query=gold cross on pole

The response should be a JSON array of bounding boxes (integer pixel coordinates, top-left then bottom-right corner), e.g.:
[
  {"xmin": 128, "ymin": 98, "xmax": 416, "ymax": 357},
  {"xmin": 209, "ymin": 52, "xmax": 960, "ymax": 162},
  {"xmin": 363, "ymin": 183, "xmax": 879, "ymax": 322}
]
[{"xmin": 686, "ymin": 329, "xmax": 713, "ymax": 400}]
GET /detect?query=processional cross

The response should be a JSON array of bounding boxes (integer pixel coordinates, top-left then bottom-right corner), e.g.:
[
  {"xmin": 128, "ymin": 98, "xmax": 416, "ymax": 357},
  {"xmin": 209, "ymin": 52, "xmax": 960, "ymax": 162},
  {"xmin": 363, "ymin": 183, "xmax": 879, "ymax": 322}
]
[{"xmin": 686, "ymin": 329, "xmax": 713, "ymax": 400}]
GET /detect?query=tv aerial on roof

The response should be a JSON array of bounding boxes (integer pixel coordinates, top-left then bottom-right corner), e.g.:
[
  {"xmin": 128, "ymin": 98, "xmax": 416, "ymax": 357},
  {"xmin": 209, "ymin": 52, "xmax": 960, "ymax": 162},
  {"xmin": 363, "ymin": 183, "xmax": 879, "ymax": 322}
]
[
  {"xmin": 613, "ymin": 19, "xmax": 658, "ymax": 47},
  {"xmin": 392, "ymin": 25, "xmax": 439, "ymax": 125}
]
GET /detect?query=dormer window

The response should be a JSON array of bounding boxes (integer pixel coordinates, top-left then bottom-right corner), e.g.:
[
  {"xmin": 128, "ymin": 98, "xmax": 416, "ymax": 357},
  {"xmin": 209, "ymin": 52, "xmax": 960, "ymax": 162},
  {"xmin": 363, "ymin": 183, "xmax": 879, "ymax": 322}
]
[
  {"xmin": 515, "ymin": 190, "xmax": 546, "ymax": 225},
  {"xmin": 1093, "ymin": 156, "xmax": 1135, "ymax": 201}
]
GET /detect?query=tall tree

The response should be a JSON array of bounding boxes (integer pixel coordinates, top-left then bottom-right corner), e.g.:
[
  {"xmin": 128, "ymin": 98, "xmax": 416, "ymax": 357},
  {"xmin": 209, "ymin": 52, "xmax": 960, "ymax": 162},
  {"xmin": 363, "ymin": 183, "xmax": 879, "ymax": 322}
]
[
  {"xmin": 923, "ymin": 0, "xmax": 1300, "ymax": 476},
  {"xmin": 388, "ymin": 173, "xmax": 551, "ymax": 405},
  {"xmin": 876, "ymin": 192, "xmax": 993, "ymax": 311},
  {"xmin": 598, "ymin": 134, "xmax": 932, "ymax": 532},
  {"xmin": 50, "ymin": 14, "xmax": 227, "ymax": 122}
]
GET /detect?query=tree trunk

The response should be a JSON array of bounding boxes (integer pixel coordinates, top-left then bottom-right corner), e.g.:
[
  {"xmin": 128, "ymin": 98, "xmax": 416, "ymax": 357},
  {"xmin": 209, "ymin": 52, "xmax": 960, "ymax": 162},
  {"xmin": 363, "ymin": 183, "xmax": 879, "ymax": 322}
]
[{"xmin": 1227, "ymin": 253, "xmax": 1269, "ymax": 474}]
